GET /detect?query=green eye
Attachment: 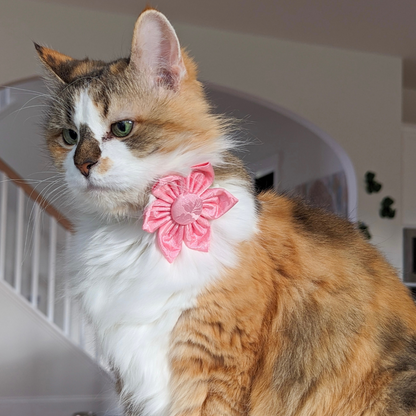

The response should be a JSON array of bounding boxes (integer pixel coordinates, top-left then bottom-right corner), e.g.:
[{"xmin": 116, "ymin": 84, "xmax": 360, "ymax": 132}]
[
  {"xmin": 62, "ymin": 128, "xmax": 78, "ymax": 145},
  {"xmin": 111, "ymin": 120, "xmax": 133, "ymax": 137}
]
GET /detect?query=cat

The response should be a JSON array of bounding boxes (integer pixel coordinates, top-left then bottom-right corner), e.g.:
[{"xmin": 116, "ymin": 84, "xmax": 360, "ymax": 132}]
[{"xmin": 35, "ymin": 7, "xmax": 416, "ymax": 416}]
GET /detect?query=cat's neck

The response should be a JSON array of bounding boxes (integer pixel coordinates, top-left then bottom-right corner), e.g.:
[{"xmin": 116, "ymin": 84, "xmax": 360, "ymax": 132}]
[{"xmin": 70, "ymin": 172, "xmax": 258, "ymax": 279}]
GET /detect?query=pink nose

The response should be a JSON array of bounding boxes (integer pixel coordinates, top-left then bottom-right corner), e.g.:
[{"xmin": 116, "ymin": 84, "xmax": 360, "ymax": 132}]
[{"xmin": 76, "ymin": 161, "xmax": 97, "ymax": 177}]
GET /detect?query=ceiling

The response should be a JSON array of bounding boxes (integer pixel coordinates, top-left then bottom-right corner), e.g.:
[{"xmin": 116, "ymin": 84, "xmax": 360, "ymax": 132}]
[{"xmin": 27, "ymin": 0, "xmax": 416, "ymax": 88}]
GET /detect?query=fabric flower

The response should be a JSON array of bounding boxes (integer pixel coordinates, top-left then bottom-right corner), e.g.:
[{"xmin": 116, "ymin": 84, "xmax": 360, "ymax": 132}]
[{"xmin": 143, "ymin": 162, "xmax": 238, "ymax": 263}]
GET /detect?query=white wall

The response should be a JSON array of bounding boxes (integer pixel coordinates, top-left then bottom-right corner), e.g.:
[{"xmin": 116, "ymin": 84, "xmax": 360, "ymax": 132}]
[
  {"xmin": 207, "ymin": 86, "xmax": 345, "ymax": 192},
  {"xmin": 0, "ymin": 0, "xmax": 135, "ymax": 87},
  {"xmin": 0, "ymin": 1, "xmax": 403, "ymax": 268},
  {"xmin": 0, "ymin": 280, "xmax": 121, "ymax": 416}
]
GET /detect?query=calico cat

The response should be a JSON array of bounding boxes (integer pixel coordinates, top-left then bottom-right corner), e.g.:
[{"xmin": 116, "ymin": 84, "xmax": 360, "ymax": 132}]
[{"xmin": 36, "ymin": 8, "xmax": 416, "ymax": 416}]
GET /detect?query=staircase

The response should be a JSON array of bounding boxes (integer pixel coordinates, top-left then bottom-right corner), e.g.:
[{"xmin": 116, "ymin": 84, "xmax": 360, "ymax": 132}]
[{"xmin": 0, "ymin": 157, "xmax": 121, "ymax": 415}]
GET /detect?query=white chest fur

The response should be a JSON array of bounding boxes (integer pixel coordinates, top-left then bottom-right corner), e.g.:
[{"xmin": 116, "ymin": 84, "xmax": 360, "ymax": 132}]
[{"xmin": 68, "ymin": 180, "xmax": 257, "ymax": 416}]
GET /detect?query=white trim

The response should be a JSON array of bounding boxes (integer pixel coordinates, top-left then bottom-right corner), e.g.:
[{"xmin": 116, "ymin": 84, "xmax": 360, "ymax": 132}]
[
  {"xmin": 31, "ymin": 203, "xmax": 41, "ymax": 307},
  {"xmin": 63, "ymin": 232, "xmax": 72, "ymax": 336},
  {"xmin": 204, "ymin": 81, "xmax": 358, "ymax": 222},
  {"xmin": 0, "ymin": 278, "xmax": 113, "ymax": 379},
  {"xmin": 14, "ymin": 187, "xmax": 24, "ymax": 293},
  {"xmin": 47, "ymin": 216, "xmax": 57, "ymax": 322},
  {"xmin": 0, "ymin": 394, "xmax": 112, "ymax": 404},
  {"xmin": 0, "ymin": 394, "xmax": 121, "ymax": 416},
  {"xmin": 0, "ymin": 172, "xmax": 7, "ymax": 281}
]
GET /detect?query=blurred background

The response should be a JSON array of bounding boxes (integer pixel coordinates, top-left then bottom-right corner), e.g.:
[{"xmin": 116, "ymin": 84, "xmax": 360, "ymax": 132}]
[{"xmin": 1, "ymin": 1, "xmax": 416, "ymax": 414}]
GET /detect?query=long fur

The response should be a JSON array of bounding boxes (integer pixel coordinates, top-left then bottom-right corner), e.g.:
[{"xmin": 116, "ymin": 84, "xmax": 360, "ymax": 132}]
[{"xmin": 37, "ymin": 8, "xmax": 416, "ymax": 416}]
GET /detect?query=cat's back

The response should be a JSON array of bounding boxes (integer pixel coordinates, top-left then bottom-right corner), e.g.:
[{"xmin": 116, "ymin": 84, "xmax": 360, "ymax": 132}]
[
  {"xmin": 171, "ymin": 190, "xmax": 416, "ymax": 415},
  {"xmin": 256, "ymin": 190, "xmax": 416, "ymax": 344},
  {"xmin": 257, "ymin": 190, "xmax": 408, "ymax": 295},
  {"xmin": 247, "ymin": 191, "xmax": 416, "ymax": 415}
]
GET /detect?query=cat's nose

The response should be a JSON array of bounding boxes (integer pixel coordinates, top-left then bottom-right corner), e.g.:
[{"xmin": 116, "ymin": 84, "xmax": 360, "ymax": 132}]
[
  {"xmin": 76, "ymin": 160, "xmax": 98, "ymax": 177},
  {"xmin": 73, "ymin": 125, "xmax": 102, "ymax": 178}
]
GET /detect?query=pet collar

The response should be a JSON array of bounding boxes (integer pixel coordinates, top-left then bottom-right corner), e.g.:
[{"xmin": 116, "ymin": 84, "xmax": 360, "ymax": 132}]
[{"xmin": 143, "ymin": 162, "xmax": 238, "ymax": 263}]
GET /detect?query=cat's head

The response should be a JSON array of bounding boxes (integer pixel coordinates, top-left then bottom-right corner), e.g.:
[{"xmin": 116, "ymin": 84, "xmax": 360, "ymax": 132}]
[{"xmin": 37, "ymin": 9, "xmax": 229, "ymax": 219}]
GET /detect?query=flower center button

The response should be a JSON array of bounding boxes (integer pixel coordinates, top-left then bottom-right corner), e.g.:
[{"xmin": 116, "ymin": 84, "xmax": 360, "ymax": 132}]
[{"xmin": 171, "ymin": 194, "xmax": 203, "ymax": 225}]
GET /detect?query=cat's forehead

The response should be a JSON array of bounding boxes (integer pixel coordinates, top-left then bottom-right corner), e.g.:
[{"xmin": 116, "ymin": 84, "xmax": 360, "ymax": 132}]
[
  {"xmin": 57, "ymin": 74, "xmax": 140, "ymax": 132},
  {"xmin": 51, "ymin": 59, "xmax": 131, "ymax": 115},
  {"xmin": 73, "ymin": 88, "xmax": 106, "ymax": 138}
]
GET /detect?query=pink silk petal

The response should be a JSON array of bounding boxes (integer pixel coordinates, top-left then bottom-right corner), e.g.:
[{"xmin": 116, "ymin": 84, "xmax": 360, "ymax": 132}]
[
  {"xmin": 157, "ymin": 220, "xmax": 184, "ymax": 263},
  {"xmin": 142, "ymin": 162, "xmax": 239, "ymax": 262},
  {"xmin": 187, "ymin": 163, "xmax": 215, "ymax": 196},
  {"xmin": 183, "ymin": 218, "xmax": 210, "ymax": 252},
  {"xmin": 200, "ymin": 188, "xmax": 239, "ymax": 220},
  {"xmin": 152, "ymin": 175, "xmax": 187, "ymax": 203},
  {"xmin": 143, "ymin": 200, "xmax": 172, "ymax": 233}
]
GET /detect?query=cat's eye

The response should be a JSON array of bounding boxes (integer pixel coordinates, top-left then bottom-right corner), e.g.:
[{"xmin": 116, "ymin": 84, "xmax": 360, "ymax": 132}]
[
  {"xmin": 111, "ymin": 120, "xmax": 134, "ymax": 138},
  {"xmin": 62, "ymin": 128, "xmax": 78, "ymax": 145}
]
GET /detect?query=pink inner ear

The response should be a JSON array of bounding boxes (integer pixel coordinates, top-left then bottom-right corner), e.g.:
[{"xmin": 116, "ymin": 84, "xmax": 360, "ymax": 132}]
[
  {"xmin": 156, "ymin": 67, "xmax": 180, "ymax": 90},
  {"xmin": 131, "ymin": 10, "xmax": 186, "ymax": 89}
]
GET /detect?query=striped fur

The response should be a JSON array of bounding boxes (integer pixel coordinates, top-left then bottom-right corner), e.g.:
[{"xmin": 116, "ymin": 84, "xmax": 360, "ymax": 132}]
[{"xmin": 37, "ymin": 8, "xmax": 416, "ymax": 416}]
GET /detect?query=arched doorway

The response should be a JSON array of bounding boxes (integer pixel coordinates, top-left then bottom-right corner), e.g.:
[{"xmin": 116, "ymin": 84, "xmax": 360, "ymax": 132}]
[{"xmin": 205, "ymin": 82, "xmax": 357, "ymax": 222}]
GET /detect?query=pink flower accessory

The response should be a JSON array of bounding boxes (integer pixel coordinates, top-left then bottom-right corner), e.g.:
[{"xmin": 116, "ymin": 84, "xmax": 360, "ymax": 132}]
[{"xmin": 143, "ymin": 162, "xmax": 238, "ymax": 263}]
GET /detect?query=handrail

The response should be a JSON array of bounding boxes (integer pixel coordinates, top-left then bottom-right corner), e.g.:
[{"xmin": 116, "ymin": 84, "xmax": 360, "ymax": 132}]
[
  {"xmin": 0, "ymin": 158, "xmax": 73, "ymax": 233},
  {"xmin": 0, "ymin": 79, "xmax": 102, "ymax": 368},
  {"xmin": 0, "ymin": 156, "xmax": 101, "ymax": 362}
]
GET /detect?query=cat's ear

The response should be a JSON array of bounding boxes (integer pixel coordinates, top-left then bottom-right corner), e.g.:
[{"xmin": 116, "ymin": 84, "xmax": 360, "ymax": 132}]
[
  {"xmin": 34, "ymin": 43, "xmax": 74, "ymax": 84},
  {"xmin": 130, "ymin": 9, "xmax": 186, "ymax": 90}
]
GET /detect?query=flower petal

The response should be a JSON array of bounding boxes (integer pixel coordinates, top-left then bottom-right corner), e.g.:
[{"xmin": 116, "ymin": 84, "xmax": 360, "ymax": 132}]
[
  {"xmin": 200, "ymin": 188, "xmax": 239, "ymax": 220},
  {"xmin": 152, "ymin": 175, "xmax": 187, "ymax": 203},
  {"xmin": 184, "ymin": 217, "xmax": 210, "ymax": 252},
  {"xmin": 143, "ymin": 200, "xmax": 172, "ymax": 233},
  {"xmin": 187, "ymin": 163, "xmax": 215, "ymax": 196},
  {"xmin": 157, "ymin": 221, "xmax": 184, "ymax": 263}
]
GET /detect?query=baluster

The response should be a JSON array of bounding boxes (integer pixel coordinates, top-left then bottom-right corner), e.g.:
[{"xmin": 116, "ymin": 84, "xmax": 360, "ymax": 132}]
[
  {"xmin": 63, "ymin": 232, "xmax": 72, "ymax": 336},
  {"xmin": 14, "ymin": 187, "xmax": 24, "ymax": 293},
  {"xmin": 47, "ymin": 216, "xmax": 57, "ymax": 322},
  {"xmin": 31, "ymin": 203, "xmax": 41, "ymax": 307},
  {"xmin": 79, "ymin": 312, "xmax": 85, "ymax": 350},
  {"xmin": 0, "ymin": 172, "xmax": 8, "ymax": 281},
  {"xmin": 95, "ymin": 333, "xmax": 102, "ymax": 364}
]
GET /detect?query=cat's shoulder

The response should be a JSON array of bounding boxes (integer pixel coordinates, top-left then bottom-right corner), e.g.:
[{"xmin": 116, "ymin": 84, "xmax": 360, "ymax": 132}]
[{"xmin": 257, "ymin": 190, "xmax": 360, "ymax": 244}]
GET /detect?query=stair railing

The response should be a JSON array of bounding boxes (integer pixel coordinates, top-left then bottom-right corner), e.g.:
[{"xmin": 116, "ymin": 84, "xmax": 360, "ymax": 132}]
[{"xmin": 0, "ymin": 157, "xmax": 101, "ymax": 363}]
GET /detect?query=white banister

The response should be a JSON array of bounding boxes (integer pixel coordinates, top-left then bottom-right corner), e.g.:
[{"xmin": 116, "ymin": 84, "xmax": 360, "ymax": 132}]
[
  {"xmin": 0, "ymin": 172, "xmax": 8, "ymax": 281},
  {"xmin": 79, "ymin": 314, "xmax": 85, "ymax": 350},
  {"xmin": 14, "ymin": 187, "xmax": 24, "ymax": 293},
  {"xmin": 63, "ymin": 232, "xmax": 72, "ymax": 336},
  {"xmin": 30, "ymin": 203, "xmax": 41, "ymax": 307},
  {"xmin": 95, "ymin": 336, "xmax": 102, "ymax": 364},
  {"xmin": 0, "ymin": 158, "xmax": 106, "ymax": 370},
  {"xmin": 47, "ymin": 216, "xmax": 57, "ymax": 322}
]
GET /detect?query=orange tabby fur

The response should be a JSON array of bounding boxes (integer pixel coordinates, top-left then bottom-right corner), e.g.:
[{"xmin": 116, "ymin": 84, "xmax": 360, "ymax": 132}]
[
  {"xmin": 169, "ymin": 193, "xmax": 416, "ymax": 415},
  {"xmin": 36, "ymin": 7, "xmax": 416, "ymax": 416}
]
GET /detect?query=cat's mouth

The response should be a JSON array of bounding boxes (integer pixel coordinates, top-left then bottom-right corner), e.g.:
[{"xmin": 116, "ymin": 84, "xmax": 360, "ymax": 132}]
[{"xmin": 81, "ymin": 175, "xmax": 118, "ymax": 192}]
